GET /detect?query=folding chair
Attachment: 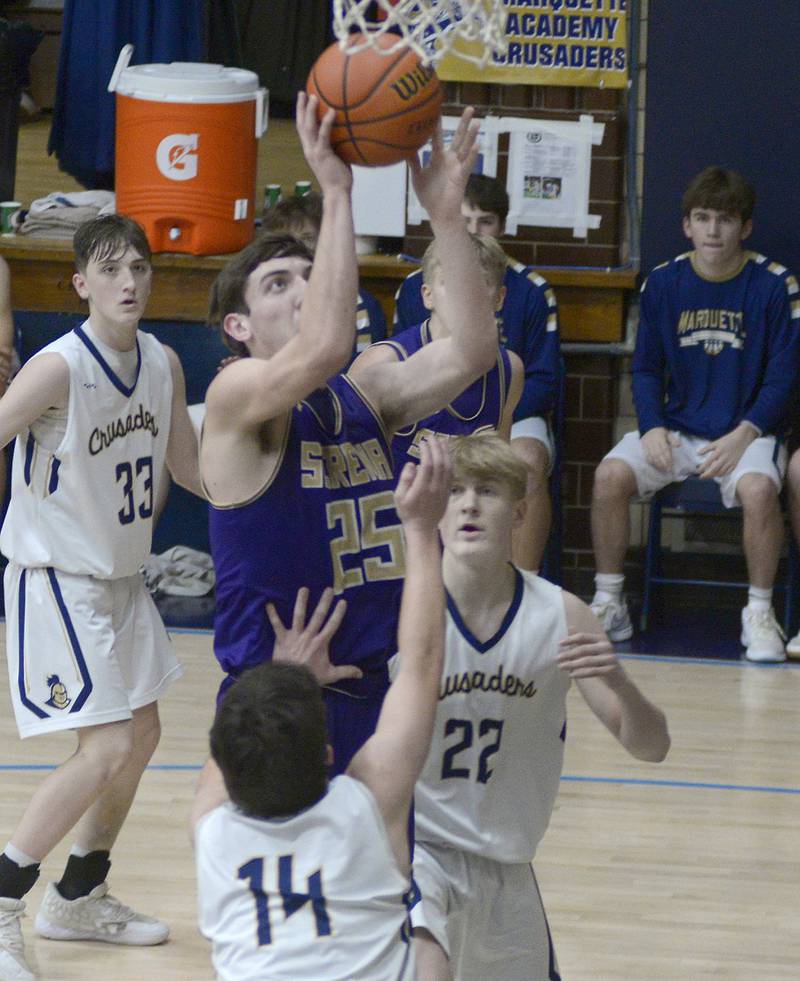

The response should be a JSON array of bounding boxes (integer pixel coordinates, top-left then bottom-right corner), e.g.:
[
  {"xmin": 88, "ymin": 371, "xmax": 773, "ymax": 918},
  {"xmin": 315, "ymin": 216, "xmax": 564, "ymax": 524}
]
[{"xmin": 640, "ymin": 476, "xmax": 797, "ymax": 632}]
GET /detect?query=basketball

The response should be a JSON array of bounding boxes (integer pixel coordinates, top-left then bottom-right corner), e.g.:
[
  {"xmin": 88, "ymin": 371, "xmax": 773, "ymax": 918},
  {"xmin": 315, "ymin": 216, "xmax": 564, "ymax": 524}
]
[{"xmin": 306, "ymin": 34, "xmax": 443, "ymax": 167}]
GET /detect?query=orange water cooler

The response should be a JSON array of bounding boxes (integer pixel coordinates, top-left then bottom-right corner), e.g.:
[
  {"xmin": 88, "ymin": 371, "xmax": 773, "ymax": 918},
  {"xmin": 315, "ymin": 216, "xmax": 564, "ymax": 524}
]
[{"xmin": 109, "ymin": 45, "xmax": 268, "ymax": 255}]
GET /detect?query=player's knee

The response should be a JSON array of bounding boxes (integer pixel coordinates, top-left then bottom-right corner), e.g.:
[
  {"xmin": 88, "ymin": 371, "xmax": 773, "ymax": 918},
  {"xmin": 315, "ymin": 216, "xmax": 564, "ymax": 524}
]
[
  {"xmin": 736, "ymin": 473, "xmax": 779, "ymax": 514},
  {"xmin": 592, "ymin": 458, "xmax": 635, "ymax": 505},
  {"xmin": 77, "ymin": 720, "xmax": 135, "ymax": 783},
  {"xmin": 510, "ymin": 437, "xmax": 549, "ymax": 491},
  {"xmin": 131, "ymin": 703, "xmax": 162, "ymax": 765}
]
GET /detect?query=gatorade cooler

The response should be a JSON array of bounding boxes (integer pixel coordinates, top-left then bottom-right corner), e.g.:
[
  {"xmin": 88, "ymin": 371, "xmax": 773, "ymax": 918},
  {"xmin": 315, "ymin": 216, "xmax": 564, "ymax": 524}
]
[{"xmin": 109, "ymin": 45, "xmax": 268, "ymax": 255}]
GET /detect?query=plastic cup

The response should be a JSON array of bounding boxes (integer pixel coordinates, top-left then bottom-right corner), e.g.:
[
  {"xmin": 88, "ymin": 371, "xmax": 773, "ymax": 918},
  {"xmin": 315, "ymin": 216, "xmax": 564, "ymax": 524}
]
[
  {"xmin": 0, "ymin": 202, "xmax": 21, "ymax": 235},
  {"xmin": 264, "ymin": 184, "xmax": 282, "ymax": 209}
]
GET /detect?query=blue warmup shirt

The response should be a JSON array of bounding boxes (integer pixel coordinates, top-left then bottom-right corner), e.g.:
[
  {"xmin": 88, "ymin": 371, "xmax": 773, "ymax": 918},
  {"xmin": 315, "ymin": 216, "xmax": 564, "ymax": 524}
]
[
  {"xmin": 633, "ymin": 251, "xmax": 800, "ymax": 440},
  {"xmin": 393, "ymin": 258, "xmax": 560, "ymax": 420},
  {"xmin": 375, "ymin": 320, "xmax": 514, "ymax": 473},
  {"xmin": 209, "ymin": 374, "xmax": 402, "ymax": 698},
  {"xmin": 353, "ymin": 287, "xmax": 387, "ymax": 363}
]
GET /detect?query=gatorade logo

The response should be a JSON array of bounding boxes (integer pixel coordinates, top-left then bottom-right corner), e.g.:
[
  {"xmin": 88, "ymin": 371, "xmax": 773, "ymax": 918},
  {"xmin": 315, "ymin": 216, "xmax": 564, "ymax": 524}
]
[{"xmin": 156, "ymin": 133, "xmax": 199, "ymax": 181}]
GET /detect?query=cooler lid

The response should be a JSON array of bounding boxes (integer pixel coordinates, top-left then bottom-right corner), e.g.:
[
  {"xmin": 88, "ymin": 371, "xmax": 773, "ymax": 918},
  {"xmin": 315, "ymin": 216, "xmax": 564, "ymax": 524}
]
[{"xmin": 115, "ymin": 61, "xmax": 261, "ymax": 103}]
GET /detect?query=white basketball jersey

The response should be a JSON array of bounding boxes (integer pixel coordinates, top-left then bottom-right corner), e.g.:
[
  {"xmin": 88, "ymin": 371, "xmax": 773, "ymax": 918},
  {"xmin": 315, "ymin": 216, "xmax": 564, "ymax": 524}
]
[
  {"xmin": 0, "ymin": 323, "xmax": 172, "ymax": 579},
  {"xmin": 196, "ymin": 775, "xmax": 415, "ymax": 981},
  {"xmin": 413, "ymin": 569, "xmax": 570, "ymax": 863}
]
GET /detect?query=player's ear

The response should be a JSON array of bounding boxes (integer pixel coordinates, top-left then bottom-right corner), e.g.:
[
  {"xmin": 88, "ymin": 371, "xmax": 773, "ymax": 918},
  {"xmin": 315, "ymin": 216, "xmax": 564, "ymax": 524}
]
[
  {"xmin": 513, "ymin": 497, "xmax": 526, "ymax": 528},
  {"xmin": 325, "ymin": 744, "xmax": 334, "ymax": 767},
  {"xmin": 72, "ymin": 271, "xmax": 89, "ymax": 300},
  {"xmin": 223, "ymin": 311, "xmax": 252, "ymax": 344},
  {"xmin": 421, "ymin": 281, "xmax": 435, "ymax": 311},
  {"xmin": 494, "ymin": 284, "xmax": 507, "ymax": 312},
  {"xmin": 739, "ymin": 218, "xmax": 753, "ymax": 242},
  {"xmin": 682, "ymin": 215, "xmax": 693, "ymax": 240}
]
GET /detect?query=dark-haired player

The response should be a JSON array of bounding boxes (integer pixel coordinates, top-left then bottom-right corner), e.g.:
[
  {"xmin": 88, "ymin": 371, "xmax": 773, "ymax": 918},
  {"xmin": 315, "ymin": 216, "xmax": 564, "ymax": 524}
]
[
  {"xmin": 590, "ymin": 166, "xmax": 799, "ymax": 661},
  {"xmin": 192, "ymin": 437, "xmax": 450, "ymax": 981},
  {"xmin": 201, "ymin": 95, "xmax": 496, "ymax": 774},
  {"xmin": 0, "ymin": 215, "xmax": 200, "ymax": 980}
]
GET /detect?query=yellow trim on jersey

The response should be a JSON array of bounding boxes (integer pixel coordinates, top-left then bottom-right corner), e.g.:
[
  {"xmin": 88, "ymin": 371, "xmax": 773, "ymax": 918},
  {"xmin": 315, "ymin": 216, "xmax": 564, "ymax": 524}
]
[{"xmin": 205, "ymin": 411, "xmax": 292, "ymax": 510}]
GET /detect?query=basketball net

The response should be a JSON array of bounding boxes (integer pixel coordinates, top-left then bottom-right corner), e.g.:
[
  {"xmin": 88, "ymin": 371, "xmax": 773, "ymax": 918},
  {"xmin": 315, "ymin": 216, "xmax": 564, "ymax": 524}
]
[{"xmin": 332, "ymin": 1, "xmax": 507, "ymax": 68}]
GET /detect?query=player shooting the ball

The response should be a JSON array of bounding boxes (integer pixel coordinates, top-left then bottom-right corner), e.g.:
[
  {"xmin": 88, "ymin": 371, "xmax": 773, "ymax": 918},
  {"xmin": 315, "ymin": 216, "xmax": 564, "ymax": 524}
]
[{"xmin": 199, "ymin": 92, "xmax": 496, "ymax": 780}]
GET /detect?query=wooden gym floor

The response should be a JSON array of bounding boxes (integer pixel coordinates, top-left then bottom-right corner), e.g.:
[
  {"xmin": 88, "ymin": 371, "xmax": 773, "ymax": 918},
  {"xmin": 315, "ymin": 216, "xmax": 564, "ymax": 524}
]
[{"xmin": 1, "ymin": 626, "xmax": 798, "ymax": 980}]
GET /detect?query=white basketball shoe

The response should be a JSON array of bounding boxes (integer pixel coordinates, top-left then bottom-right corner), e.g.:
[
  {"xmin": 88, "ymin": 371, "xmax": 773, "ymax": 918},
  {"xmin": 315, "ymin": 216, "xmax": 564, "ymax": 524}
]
[
  {"xmin": 740, "ymin": 607, "xmax": 786, "ymax": 663},
  {"xmin": 0, "ymin": 897, "xmax": 34, "ymax": 981},
  {"xmin": 590, "ymin": 596, "xmax": 633, "ymax": 642},
  {"xmin": 34, "ymin": 882, "xmax": 169, "ymax": 946}
]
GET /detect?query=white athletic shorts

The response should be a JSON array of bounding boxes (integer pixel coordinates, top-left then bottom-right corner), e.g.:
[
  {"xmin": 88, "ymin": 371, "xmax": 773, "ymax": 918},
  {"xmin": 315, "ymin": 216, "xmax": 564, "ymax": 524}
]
[
  {"xmin": 4, "ymin": 564, "xmax": 183, "ymax": 738},
  {"xmin": 510, "ymin": 415, "xmax": 554, "ymax": 470},
  {"xmin": 604, "ymin": 430, "xmax": 786, "ymax": 509},
  {"xmin": 411, "ymin": 841, "xmax": 560, "ymax": 981}
]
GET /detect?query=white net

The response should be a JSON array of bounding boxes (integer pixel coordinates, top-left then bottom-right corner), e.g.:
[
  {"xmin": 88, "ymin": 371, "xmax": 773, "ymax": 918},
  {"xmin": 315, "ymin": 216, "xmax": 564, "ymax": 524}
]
[{"xmin": 332, "ymin": 1, "xmax": 507, "ymax": 68}]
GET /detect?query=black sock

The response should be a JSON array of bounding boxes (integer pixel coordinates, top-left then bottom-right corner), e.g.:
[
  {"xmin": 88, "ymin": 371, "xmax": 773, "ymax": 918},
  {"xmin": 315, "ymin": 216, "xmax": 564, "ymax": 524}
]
[
  {"xmin": 0, "ymin": 852, "xmax": 40, "ymax": 901},
  {"xmin": 55, "ymin": 850, "xmax": 111, "ymax": 901}
]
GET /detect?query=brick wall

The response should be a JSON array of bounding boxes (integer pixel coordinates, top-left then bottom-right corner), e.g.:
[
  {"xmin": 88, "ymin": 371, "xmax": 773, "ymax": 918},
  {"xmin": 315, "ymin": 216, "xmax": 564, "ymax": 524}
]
[
  {"xmin": 403, "ymin": 81, "xmax": 627, "ymax": 268},
  {"xmin": 562, "ymin": 353, "xmax": 615, "ymax": 596},
  {"xmin": 399, "ymin": 77, "xmax": 635, "ymax": 600}
]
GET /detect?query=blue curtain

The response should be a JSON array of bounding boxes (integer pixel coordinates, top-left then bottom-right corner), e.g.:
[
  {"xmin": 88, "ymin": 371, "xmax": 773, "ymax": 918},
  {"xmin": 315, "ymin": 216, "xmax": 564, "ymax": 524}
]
[{"xmin": 48, "ymin": 1, "xmax": 205, "ymax": 189}]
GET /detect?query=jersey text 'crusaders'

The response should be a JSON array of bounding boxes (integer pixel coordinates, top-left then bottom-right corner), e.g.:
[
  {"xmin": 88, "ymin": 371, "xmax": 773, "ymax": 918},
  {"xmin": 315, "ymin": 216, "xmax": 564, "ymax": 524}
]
[
  {"xmin": 0, "ymin": 322, "xmax": 172, "ymax": 579},
  {"xmin": 403, "ymin": 570, "xmax": 569, "ymax": 863}
]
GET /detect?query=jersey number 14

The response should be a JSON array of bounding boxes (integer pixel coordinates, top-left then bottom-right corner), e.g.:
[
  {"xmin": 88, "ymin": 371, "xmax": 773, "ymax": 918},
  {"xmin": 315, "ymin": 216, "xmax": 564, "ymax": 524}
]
[{"xmin": 238, "ymin": 855, "xmax": 331, "ymax": 946}]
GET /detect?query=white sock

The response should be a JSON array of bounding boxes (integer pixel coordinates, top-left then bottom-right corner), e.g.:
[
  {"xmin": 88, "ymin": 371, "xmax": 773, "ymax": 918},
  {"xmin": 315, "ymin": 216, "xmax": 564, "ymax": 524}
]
[
  {"xmin": 4, "ymin": 843, "xmax": 39, "ymax": 868},
  {"xmin": 747, "ymin": 586, "xmax": 772, "ymax": 612},
  {"xmin": 594, "ymin": 573, "xmax": 625, "ymax": 604}
]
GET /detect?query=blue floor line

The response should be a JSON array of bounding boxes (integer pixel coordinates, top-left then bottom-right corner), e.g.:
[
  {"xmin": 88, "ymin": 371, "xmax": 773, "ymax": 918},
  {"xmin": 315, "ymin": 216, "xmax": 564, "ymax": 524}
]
[
  {"xmin": 561, "ymin": 774, "xmax": 800, "ymax": 794},
  {"xmin": 619, "ymin": 652, "xmax": 800, "ymax": 668},
  {"xmin": 1, "ymin": 764, "xmax": 797, "ymax": 794}
]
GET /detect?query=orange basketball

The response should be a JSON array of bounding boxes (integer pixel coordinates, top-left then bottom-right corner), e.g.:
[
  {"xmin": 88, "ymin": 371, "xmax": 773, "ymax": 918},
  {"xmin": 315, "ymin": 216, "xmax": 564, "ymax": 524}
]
[{"xmin": 306, "ymin": 34, "xmax": 443, "ymax": 167}]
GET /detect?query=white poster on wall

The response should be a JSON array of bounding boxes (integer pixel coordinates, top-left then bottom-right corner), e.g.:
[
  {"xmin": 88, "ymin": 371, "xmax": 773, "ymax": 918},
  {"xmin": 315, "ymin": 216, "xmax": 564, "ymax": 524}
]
[
  {"xmin": 505, "ymin": 115, "xmax": 604, "ymax": 237},
  {"xmin": 406, "ymin": 116, "xmax": 500, "ymax": 225},
  {"xmin": 352, "ymin": 161, "xmax": 407, "ymax": 237}
]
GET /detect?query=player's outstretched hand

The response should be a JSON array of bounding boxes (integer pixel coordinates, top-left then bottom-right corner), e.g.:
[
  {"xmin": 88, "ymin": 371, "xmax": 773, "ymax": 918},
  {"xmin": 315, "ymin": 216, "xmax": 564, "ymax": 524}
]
[
  {"xmin": 267, "ymin": 586, "xmax": 362, "ymax": 686},
  {"xmin": 295, "ymin": 91, "xmax": 353, "ymax": 194},
  {"xmin": 394, "ymin": 435, "xmax": 452, "ymax": 535},
  {"xmin": 408, "ymin": 106, "xmax": 480, "ymax": 224},
  {"xmin": 557, "ymin": 631, "xmax": 625, "ymax": 683}
]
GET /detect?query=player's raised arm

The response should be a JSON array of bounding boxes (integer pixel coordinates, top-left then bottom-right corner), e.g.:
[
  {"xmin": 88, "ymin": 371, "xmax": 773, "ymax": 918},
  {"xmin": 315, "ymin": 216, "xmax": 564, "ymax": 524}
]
[
  {"xmin": 294, "ymin": 92, "xmax": 358, "ymax": 373},
  {"xmin": 204, "ymin": 93, "xmax": 356, "ymax": 437},
  {"xmin": 347, "ymin": 438, "xmax": 450, "ymax": 871},
  {"xmin": 350, "ymin": 110, "xmax": 497, "ymax": 432},
  {"xmin": 558, "ymin": 593, "xmax": 671, "ymax": 762}
]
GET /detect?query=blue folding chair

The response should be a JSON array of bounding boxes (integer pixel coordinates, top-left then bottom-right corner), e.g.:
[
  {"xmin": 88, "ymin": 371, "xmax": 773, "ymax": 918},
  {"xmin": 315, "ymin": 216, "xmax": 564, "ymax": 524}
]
[{"xmin": 640, "ymin": 476, "xmax": 797, "ymax": 632}]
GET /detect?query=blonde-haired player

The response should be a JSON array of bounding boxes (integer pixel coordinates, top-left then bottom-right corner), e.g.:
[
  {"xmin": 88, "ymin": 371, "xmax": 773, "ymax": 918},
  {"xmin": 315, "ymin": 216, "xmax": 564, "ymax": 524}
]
[
  {"xmin": 351, "ymin": 234, "xmax": 523, "ymax": 467},
  {"xmin": 403, "ymin": 434, "xmax": 670, "ymax": 980}
]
